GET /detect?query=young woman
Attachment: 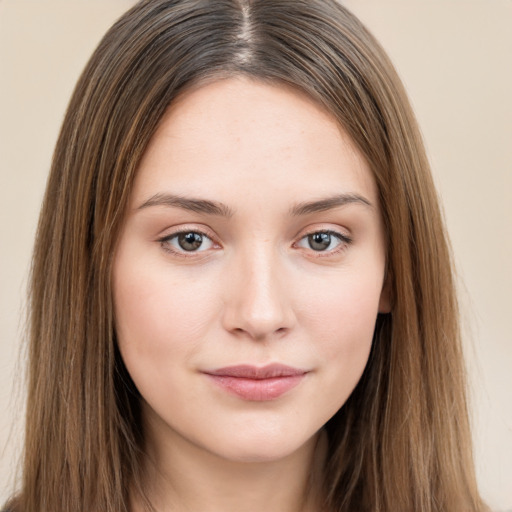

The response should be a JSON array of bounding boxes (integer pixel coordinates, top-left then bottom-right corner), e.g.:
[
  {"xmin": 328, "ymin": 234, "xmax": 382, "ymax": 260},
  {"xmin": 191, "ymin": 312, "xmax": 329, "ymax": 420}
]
[{"xmin": 5, "ymin": 0, "xmax": 489, "ymax": 511}]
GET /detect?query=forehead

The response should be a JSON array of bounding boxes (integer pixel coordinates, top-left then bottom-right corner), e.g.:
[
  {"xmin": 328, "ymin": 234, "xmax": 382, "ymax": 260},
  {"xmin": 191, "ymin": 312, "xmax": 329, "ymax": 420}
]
[{"xmin": 131, "ymin": 77, "xmax": 378, "ymax": 209}]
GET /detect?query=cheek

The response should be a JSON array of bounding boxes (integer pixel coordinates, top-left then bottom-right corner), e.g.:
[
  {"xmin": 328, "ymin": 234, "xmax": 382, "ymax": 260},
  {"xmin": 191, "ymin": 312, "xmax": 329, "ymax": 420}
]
[
  {"xmin": 112, "ymin": 256, "xmax": 220, "ymax": 373},
  {"xmin": 297, "ymin": 270, "xmax": 382, "ymax": 402},
  {"xmin": 301, "ymin": 268, "xmax": 381, "ymax": 343}
]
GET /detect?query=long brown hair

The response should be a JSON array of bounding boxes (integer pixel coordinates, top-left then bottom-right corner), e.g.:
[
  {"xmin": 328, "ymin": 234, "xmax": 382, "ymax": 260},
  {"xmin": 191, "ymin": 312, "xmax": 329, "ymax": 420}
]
[{"xmin": 8, "ymin": 1, "xmax": 487, "ymax": 511}]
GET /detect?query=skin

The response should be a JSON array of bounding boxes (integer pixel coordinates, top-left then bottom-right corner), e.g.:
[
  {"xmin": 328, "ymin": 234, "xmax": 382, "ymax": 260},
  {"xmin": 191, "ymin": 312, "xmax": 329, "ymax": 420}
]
[{"xmin": 112, "ymin": 77, "xmax": 390, "ymax": 512}]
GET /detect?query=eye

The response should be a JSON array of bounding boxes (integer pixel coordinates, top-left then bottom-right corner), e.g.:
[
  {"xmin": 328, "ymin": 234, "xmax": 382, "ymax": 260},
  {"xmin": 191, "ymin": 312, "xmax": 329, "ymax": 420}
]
[
  {"xmin": 296, "ymin": 230, "xmax": 351, "ymax": 253},
  {"xmin": 160, "ymin": 230, "xmax": 215, "ymax": 253}
]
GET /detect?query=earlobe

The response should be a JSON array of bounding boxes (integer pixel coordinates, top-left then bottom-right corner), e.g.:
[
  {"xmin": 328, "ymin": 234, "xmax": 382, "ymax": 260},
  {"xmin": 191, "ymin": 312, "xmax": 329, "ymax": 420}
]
[{"xmin": 378, "ymin": 272, "xmax": 392, "ymax": 314}]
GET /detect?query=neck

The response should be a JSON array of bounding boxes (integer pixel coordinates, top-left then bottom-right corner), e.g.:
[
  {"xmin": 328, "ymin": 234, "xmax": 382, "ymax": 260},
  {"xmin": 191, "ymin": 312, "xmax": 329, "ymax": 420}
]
[{"xmin": 134, "ymin": 416, "xmax": 327, "ymax": 512}]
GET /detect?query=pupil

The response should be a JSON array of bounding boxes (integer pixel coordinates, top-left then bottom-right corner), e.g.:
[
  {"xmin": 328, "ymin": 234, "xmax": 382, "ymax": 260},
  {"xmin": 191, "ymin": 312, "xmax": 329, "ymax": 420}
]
[
  {"xmin": 309, "ymin": 232, "xmax": 331, "ymax": 251},
  {"xmin": 178, "ymin": 232, "xmax": 203, "ymax": 251}
]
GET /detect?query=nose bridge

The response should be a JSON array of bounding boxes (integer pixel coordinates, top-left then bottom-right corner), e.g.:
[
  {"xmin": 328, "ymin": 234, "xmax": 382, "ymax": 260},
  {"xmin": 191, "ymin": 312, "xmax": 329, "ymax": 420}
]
[{"xmin": 222, "ymin": 241, "xmax": 294, "ymax": 340}]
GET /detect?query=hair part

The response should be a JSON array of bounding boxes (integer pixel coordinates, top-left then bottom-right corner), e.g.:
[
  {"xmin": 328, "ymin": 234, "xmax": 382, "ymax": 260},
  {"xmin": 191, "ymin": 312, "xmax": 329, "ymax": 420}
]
[{"xmin": 10, "ymin": 1, "xmax": 487, "ymax": 511}]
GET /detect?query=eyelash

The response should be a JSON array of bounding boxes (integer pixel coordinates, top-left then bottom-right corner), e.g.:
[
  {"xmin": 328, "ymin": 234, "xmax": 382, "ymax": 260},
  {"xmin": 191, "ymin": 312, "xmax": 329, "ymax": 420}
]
[
  {"xmin": 158, "ymin": 228, "xmax": 217, "ymax": 258},
  {"xmin": 295, "ymin": 229, "xmax": 352, "ymax": 258},
  {"xmin": 157, "ymin": 228, "xmax": 352, "ymax": 259}
]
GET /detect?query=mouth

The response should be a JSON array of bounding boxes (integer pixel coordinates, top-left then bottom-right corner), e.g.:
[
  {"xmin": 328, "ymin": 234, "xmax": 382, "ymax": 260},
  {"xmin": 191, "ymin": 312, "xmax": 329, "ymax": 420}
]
[{"xmin": 202, "ymin": 364, "xmax": 308, "ymax": 401}]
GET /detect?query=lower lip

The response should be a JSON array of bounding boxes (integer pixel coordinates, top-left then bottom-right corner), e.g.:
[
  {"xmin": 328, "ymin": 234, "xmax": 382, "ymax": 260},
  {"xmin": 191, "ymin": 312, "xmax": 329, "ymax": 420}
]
[{"xmin": 205, "ymin": 374, "xmax": 305, "ymax": 401}]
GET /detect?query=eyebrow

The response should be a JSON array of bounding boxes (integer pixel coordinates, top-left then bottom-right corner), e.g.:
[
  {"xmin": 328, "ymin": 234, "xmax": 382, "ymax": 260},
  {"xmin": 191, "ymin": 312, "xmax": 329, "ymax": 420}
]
[
  {"xmin": 137, "ymin": 193, "xmax": 235, "ymax": 217},
  {"xmin": 289, "ymin": 193, "xmax": 372, "ymax": 216},
  {"xmin": 137, "ymin": 192, "xmax": 372, "ymax": 217}
]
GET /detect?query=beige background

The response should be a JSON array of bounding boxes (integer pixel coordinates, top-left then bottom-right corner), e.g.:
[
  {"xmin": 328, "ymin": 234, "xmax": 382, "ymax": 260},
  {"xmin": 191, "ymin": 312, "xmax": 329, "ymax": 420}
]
[{"xmin": 0, "ymin": 0, "xmax": 511, "ymax": 509}]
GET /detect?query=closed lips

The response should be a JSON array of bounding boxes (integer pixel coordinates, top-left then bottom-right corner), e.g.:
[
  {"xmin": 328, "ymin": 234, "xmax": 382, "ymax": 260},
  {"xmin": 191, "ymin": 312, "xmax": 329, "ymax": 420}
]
[
  {"xmin": 203, "ymin": 364, "xmax": 308, "ymax": 379},
  {"xmin": 203, "ymin": 364, "xmax": 309, "ymax": 401}
]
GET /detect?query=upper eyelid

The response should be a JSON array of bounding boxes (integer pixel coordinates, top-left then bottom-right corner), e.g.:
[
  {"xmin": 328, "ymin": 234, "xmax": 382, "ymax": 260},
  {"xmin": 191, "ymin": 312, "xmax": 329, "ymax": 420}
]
[
  {"xmin": 156, "ymin": 225, "xmax": 352, "ymax": 249},
  {"xmin": 158, "ymin": 228, "xmax": 352, "ymax": 257},
  {"xmin": 295, "ymin": 224, "xmax": 352, "ymax": 242},
  {"xmin": 158, "ymin": 226, "xmax": 349, "ymax": 239},
  {"xmin": 157, "ymin": 228, "xmax": 218, "ymax": 255},
  {"xmin": 300, "ymin": 228, "xmax": 350, "ymax": 238},
  {"xmin": 158, "ymin": 229, "xmax": 217, "ymax": 257},
  {"xmin": 158, "ymin": 225, "xmax": 217, "ymax": 241},
  {"xmin": 295, "ymin": 230, "xmax": 352, "ymax": 248}
]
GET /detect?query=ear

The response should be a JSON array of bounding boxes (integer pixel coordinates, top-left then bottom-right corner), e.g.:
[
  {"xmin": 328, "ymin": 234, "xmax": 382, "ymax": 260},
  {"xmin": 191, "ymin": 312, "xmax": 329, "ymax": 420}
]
[{"xmin": 378, "ymin": 270, "xmax": 392, "ymax": 314}]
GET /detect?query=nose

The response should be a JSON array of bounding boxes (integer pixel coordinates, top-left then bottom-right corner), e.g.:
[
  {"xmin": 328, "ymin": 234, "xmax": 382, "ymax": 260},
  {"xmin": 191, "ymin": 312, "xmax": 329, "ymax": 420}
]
[{"xmin": 221, "ymin": 246, "xmax": 296, "ymax": 341}]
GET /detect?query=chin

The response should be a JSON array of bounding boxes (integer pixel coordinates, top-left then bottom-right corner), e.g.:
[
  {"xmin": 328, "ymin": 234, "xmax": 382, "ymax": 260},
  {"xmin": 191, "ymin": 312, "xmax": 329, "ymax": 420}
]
[{"xmin": 202, "ymin": 428, "xmax": 319, "ymax": 464}]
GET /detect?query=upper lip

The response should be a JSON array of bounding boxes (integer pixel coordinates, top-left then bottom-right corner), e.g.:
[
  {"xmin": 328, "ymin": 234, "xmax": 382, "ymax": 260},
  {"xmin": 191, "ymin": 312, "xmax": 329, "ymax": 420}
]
[{"xmin": 203, "ymin": 364, "xmax": 307, "ymax": 379}]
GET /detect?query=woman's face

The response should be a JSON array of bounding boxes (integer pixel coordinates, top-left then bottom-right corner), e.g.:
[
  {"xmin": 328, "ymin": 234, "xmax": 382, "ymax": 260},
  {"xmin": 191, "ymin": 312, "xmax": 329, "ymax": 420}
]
[{"xmin": 113, "ymin": 77, "xmax": 389, "ymax": 463}]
